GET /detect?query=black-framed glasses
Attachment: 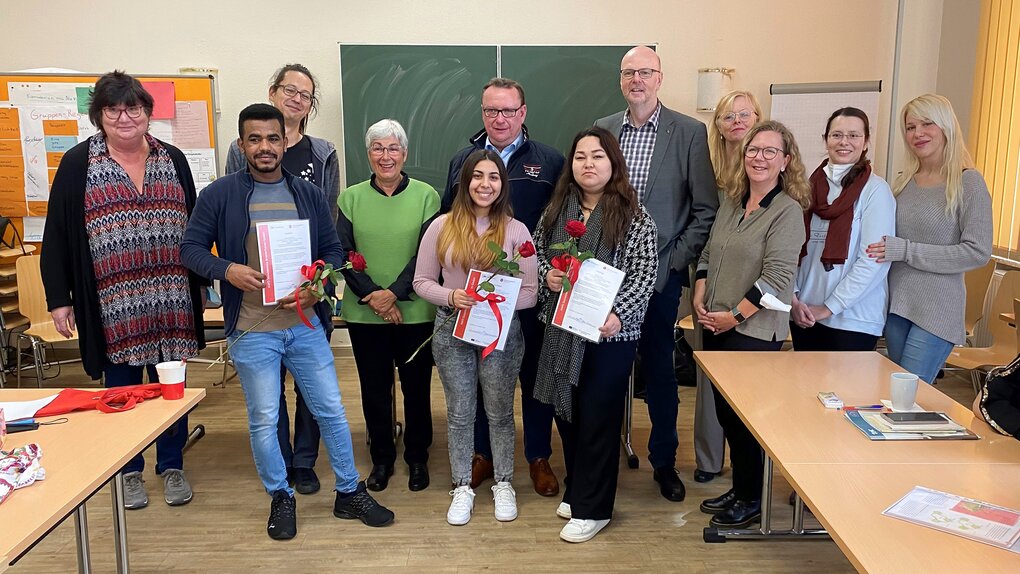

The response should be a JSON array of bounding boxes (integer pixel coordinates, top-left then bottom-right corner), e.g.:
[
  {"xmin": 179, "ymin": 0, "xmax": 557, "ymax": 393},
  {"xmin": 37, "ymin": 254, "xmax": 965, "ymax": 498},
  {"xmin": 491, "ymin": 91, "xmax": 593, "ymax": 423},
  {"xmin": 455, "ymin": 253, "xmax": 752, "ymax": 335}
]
[
  {"xmin": 482, "ymin": 107, "xmax": 521, "ymax": 118},
  {"xmin": 102, "ymin": 105, "xmax": 144, "ymax": 120},
  {"xmin": 369, "ymin": 144, "xmax": 404, "ymax": 156},
  {"xmin": 745, "ymin": 145, "xmax": 784, "ymax": 160},
  {"xmin": 277, "ymin": 84, "xmax": 313, "ymax": 104},
  {"xmin": 620, "ymin": 68, "xmax": 659, "ymax": 80},
  {"xmin": 721, "ymin": 111, "xmax": 756, "ymax": 124},
  {"xmin": 827, "ymin": 132, "xmax": 865, "ymax": 142}
]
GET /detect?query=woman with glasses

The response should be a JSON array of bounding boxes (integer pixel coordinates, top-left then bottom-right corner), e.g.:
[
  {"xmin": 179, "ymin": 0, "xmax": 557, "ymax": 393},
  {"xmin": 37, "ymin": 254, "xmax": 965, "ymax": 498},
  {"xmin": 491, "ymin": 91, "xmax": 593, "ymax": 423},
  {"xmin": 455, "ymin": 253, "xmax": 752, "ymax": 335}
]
[
  {"xmin": 41, "ymin": 70, "xmax": 206, "ymax": 511},
  {"xmin": 791, "ymin": 108, "xmax": 895, "ymax": 353},
  {"xmin": 414, "ymin": 149, "xmax": 538, "ymax": 526},
  {"xmin": 225, "ymin": 64, "xmax": 341, "ymax": 495},
  {"xmin": 337, "ymin": 119, "xmax": 440, "ymax": 493},
  {"xmin": 867, "ymin": 94, "xmax": 992, "ymax": 384},
  {"xmin": 693, "ymin": 121, "xmax": 808, "ymax": 529},
  {"xmin": 692, "ymin": 90, "xmax": 765, "ymax": 486}
]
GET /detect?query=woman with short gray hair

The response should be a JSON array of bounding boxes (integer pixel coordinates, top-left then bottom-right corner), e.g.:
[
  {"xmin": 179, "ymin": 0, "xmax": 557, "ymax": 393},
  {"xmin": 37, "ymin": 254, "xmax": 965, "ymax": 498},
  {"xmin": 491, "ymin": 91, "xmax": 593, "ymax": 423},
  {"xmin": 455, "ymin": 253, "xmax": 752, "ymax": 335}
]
[{"xmin": 338, "ymin": 118, "xmax": 441, "ymax": 493}]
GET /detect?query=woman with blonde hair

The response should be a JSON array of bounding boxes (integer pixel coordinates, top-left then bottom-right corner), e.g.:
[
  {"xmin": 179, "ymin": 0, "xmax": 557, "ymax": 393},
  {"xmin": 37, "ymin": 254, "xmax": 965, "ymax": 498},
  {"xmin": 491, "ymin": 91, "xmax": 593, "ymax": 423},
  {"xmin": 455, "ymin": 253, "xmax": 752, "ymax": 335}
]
[
  {"xmin": 694, "ymin": 120, "xmax": 807, "ymax": 529},
  {"xmin": 413, "ymin": 149, "xmax": 538, "ymax": 526},
  {"xmin": 866, "ymin": 94, "xmax": 992, "ymax": 384},
  {"xmin": 694, "ymin": 89, "xmax": 764, "ymax": 484}
]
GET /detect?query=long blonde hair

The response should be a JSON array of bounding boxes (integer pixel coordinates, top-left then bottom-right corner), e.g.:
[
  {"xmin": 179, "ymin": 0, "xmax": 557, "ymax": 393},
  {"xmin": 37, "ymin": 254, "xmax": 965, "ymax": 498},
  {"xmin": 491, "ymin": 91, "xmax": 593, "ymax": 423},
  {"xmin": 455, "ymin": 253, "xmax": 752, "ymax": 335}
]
[
  {"xmin": 709, "ymin": 90, "xmax": 764, "ymax": 187},
  {"xmin": 436, "ymin": 149, "xmax": 513, "ymax": 271},
  {"xmin": 893, "ymin": 93, "xmax": 974, "ymax": 213},
  {"xmin": 722, "ymin": 120, "xmax": 810, "ymax": 210}
]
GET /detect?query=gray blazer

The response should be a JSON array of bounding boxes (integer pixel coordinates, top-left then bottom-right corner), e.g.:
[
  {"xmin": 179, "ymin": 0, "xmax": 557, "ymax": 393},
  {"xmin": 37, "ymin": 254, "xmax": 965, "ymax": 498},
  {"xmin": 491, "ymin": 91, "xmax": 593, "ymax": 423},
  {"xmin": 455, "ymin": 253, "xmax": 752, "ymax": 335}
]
[{"xmin": 596, "ymin": 104, "xmax": 718, "ymax": 291}]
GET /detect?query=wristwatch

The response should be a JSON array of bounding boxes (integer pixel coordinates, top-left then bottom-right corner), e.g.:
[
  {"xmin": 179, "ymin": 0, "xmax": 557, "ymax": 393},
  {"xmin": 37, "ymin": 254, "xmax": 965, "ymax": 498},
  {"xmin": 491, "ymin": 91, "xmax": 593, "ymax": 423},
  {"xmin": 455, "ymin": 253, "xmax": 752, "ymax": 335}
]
[{"xmin": 731, "ymin": 308, "xmax": 746, "ymax": 324}]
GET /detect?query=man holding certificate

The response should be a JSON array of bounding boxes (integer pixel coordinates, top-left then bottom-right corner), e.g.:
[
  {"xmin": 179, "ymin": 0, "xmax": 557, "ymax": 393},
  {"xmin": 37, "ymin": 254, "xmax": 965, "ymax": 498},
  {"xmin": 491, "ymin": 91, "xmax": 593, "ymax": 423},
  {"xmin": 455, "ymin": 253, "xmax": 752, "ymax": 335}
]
[
  {"xmin": 182, "ymin": 104, "xmax": 393, "ymax": 540},
  {"xmin": 533, "ymin": 127, "xmax": 658, "ymax": 543}
]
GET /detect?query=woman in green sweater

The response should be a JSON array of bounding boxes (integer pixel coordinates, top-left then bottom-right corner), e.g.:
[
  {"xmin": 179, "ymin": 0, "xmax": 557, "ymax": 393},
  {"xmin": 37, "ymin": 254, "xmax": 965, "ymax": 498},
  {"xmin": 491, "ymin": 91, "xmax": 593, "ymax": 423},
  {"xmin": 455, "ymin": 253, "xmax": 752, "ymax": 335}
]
[
  {"xmin": 693, "ymin": 120, "xmax": 809, "ymax": 529},
  {"xmin": 337, "ymin": 119, "xmax": 440, "ymax": 493}
]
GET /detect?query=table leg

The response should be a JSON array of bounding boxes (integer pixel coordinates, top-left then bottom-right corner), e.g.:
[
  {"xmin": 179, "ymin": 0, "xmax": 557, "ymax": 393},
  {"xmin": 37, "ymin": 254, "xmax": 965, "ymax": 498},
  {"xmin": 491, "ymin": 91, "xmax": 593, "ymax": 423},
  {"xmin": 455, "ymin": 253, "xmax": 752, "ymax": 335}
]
[
  {"xmin": 73, "ymin": 505, "xmax": 92, "ymax": 574},
  {"xmin": 110, "ymin": 472, "xmax": 130, "ymax": 573}
]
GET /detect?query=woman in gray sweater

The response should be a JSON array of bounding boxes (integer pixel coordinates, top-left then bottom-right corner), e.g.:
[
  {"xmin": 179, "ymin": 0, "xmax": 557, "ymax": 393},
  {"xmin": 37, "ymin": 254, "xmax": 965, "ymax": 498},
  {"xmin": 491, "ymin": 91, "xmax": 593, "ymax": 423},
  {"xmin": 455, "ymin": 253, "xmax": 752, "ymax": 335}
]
[
  {"xmin": 866, "ymin": 94, "xmax": 992, "ymax": 385},
  {"xmin": 693, "ymin": 120, "xmax": 808, "ymax": 529}
]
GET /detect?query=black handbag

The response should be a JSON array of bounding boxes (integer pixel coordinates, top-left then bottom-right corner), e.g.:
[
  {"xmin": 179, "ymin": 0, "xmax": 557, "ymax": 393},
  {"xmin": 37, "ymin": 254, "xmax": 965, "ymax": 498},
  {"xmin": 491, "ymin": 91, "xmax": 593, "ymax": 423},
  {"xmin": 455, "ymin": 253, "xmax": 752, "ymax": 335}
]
[{"xmin": 977, "ymin": 353, "xmax": 1020, "ymax": 438}]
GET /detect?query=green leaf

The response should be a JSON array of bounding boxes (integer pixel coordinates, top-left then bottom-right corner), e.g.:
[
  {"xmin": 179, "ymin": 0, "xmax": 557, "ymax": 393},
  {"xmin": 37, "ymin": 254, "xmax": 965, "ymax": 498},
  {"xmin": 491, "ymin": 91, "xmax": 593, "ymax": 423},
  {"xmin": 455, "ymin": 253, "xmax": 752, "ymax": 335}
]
[
  {"xmin": 329, "ymin": 274, "xmax": 339, "ymax": 286},
  {"xmin": 577, "ymin": 252, "xmax": 594, "ymax": 262},
  {"xmin": 563, "ymin": 278, "xmax": 573, "ymax": 292},
  {"xmin": 548, "ymin": 241, "xmax": 571, "ymax": 250},
  {"xmin": 507, "ymin": 261, "xmax": 520, "ymax": 273},
  {"xmin": 479, "ymin": 281, "xmax": 495, "ymax": 293},
  {"xmin": 486, "ymin": 241, "xmax": 503, "ymax": 255},
  {"xmin": 569, "ymin": 244, "xmax": 579, "ymax": 258}
]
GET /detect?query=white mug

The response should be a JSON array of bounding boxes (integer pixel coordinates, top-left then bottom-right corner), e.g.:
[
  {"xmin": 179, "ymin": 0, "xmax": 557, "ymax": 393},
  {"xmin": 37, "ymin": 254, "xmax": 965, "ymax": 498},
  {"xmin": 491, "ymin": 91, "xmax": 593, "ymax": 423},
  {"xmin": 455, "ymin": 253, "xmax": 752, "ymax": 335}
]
[{"xmin": 890, "ymin": 372, "xmax": 920, "ymax": 411}]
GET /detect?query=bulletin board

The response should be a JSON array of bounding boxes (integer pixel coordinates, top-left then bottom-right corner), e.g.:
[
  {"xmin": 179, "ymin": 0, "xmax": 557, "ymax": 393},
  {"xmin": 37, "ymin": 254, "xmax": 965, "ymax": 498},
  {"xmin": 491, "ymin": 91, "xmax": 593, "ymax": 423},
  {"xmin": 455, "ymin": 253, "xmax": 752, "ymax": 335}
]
[{"xmin": 0, "ymin": 73, "xmax": 218, "ymax": 242}]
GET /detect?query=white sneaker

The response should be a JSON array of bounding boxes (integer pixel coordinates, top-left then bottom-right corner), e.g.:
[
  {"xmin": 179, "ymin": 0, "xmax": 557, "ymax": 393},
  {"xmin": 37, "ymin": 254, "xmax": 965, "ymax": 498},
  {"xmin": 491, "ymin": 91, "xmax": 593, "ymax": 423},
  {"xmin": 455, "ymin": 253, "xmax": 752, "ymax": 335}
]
[
  {"xmin": 447, "ymin": 485, "xmax": 475, "ymax": 525},
  {"xmin": 559, "ymin": 518, "xmax": 610, "ymax": 543},
  {"xmin": 492, "ymin": 482, "xmax": 518, "ymax": 522},
  {"xmin": 556, "ymin": 502, "xmax": 571, "ymax": 519}
]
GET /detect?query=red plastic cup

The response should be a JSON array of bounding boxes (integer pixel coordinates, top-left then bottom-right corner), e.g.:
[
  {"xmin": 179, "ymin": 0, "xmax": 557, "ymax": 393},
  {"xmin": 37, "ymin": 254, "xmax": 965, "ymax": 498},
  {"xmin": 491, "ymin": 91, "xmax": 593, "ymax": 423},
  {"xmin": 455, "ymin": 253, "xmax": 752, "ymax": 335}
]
[{"xmin": 156, "ymin": 360, "xmax": 187, "ymax": 400}]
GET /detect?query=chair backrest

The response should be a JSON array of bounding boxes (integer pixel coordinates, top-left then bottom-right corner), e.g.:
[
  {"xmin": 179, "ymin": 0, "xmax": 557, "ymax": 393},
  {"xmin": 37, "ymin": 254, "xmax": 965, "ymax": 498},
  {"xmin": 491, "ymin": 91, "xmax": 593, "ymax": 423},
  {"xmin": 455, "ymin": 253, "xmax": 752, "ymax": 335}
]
[
  {"xmin": 1014, "ymin": 298, "xmax": 1020, "ymax": 350},
  {"xmin": 16, "ymin": 256, "xmax": 50, "ymax": 326},
  {"xmin": 964, "ymin": 260, "xmax": 996, "ymax": 334},
  {"xmin": 986, "ymin": 271, "xmax": 1020, "ymax": 351}
]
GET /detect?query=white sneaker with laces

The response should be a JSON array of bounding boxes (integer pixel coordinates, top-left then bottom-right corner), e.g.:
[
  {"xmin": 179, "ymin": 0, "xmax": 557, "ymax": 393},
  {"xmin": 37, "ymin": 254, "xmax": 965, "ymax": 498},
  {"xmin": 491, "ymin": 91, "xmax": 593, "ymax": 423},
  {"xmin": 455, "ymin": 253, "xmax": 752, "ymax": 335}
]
[
  {"xmin": 556, "ymin": 502, "xmax": 571, "ymax": 519},
  {"xmin": 447, "ymin": 485, "xmax": 475, "ymax": 525},
  {"xmin": 491, "ymin": 481, "xmax": 518, "ymax": 522},
  {"xmin": 559, "ymin": 518, "xmax": 610, "ymax": 543}
]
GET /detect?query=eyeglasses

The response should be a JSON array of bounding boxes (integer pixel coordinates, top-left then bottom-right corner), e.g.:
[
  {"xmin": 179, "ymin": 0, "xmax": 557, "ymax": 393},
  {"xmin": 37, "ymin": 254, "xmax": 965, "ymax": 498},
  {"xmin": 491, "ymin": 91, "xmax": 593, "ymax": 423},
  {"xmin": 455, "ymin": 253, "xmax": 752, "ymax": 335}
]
[
  {"xmin": 721, "ymin": 111, "xmax": 756, "ymax": 124},
  {"xmin": 827, "ymin": 132, "xmax": 865, "ymax": 142},
  {"xmin": 620, "ymin": 68, "xmax": 659, "ymax": 80},
  {"xmin": 277, "ymin": 84, "xmax": 313, "ymax": 104},
  {"xmin": 745, "ymin": 145, "xmax": 784, "ymax": 160},
  {"xmin": 102, "ymin": 105, "xmax": 145, "ymax": 120},
  {"xmin": 482, "ymin": 107, "xmax": 521, "ymax": 119},
  {"xmin": 369, "ymin": 144, "xmax": 404, "ymax": 156}
]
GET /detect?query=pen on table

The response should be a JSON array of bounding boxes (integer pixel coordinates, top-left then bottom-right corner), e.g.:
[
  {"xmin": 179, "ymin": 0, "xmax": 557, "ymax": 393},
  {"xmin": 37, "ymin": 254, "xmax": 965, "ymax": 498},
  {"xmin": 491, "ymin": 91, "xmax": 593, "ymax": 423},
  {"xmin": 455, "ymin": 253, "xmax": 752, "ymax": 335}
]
[{"xmin": 842, "ymin": 405, "xmax": 885, "ymax": 410}]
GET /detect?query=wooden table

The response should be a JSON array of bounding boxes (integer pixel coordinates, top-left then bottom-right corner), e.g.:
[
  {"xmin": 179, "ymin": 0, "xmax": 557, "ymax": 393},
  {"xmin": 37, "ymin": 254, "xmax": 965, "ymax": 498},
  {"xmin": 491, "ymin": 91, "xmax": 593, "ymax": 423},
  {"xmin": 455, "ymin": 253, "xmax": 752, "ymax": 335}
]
[
  {"xmin": 694, "ymin": 351, "xmax": 1020, "ymax": 572},
  {"xmin": 0, "ymin": 388, "xmax": 205, "ymax": 573}
]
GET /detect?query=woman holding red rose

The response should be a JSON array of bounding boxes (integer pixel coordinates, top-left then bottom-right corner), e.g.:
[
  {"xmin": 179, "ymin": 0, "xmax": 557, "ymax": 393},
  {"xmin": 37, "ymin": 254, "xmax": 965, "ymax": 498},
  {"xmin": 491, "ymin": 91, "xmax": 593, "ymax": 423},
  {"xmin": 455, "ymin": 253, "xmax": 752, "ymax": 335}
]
[
  {"xmin": 413, "ymin": 149, "xmax": 538, "ymax": 525},
  {"xmin": 533, "ymin": 127, "xmax": 658, "ymax": 543},
  {"xmin": 337, "ymin": 119, "xmax": 441, "ymax": 493}
]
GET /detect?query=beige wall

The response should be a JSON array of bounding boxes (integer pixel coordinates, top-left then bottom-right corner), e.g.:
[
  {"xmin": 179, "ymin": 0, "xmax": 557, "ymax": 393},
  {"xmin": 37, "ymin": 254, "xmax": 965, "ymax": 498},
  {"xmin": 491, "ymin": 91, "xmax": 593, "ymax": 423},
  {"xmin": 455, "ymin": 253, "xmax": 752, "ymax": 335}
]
[{"xmin": 1, "ymin": 0, "xmax": 976, "ymax": 179}]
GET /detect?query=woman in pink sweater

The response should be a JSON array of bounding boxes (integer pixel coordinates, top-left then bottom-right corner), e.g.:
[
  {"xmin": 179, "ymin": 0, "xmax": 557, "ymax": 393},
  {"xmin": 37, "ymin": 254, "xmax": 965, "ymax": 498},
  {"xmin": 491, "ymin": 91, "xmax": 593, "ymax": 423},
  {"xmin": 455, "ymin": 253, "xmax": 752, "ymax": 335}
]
[{"xmin": 413, "ymin": 149, "xmax": 538, "ymax": 526}]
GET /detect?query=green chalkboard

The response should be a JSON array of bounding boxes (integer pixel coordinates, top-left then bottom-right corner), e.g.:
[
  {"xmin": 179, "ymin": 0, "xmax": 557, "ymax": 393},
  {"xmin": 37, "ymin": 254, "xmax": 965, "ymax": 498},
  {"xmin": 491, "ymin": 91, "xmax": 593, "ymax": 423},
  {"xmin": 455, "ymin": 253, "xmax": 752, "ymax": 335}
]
[
  {"xmin": 338, "ymin": 45, "xmax": 631, "ymax": 192},
  {"xmin": 501, "ymin": 46, "xmax": 631, "ymax": 156}
]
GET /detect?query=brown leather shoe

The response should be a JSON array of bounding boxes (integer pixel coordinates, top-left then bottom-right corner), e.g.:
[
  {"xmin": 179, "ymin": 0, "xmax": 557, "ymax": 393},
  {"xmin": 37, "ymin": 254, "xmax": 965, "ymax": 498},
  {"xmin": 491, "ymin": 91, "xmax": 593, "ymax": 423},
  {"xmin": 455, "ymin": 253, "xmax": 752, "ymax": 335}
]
[
  {"xmin": 470, "ymin": 454, "xmax": 494, "ymax": 489},
  {"xmin": 529, "ymin": 458, "xmax": 560, "ymax": 497}
]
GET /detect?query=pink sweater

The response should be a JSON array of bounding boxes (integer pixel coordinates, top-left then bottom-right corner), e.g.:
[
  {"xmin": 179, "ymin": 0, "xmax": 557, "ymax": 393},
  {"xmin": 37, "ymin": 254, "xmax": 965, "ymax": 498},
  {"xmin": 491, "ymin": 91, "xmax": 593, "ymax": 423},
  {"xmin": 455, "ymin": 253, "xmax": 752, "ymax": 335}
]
[{"xmin": 413, "ymin": 214, "xmax": 538, "ymax": 310}]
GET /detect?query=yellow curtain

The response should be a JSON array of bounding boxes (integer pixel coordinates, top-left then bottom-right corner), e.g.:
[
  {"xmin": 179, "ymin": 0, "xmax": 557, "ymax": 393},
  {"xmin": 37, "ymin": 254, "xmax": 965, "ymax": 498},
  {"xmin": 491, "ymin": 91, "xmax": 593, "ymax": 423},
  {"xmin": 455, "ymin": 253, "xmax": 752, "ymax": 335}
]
[{"xmin": 969, "ymin": 0, "xmax": 1020, "ymax": 264}]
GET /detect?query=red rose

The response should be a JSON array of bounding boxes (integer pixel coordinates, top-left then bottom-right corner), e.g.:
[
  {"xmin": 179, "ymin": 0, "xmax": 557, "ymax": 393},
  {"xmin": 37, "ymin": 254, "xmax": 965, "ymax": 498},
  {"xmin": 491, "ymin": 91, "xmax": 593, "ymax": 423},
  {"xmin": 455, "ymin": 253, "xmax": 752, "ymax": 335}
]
[
  {"xmin": 551, "ymin": 253, "xmax": 573, "ymax": 272},
  {"xmin": 518, "ymin": 241, "xmax": 536, "ymax": 258},
  {"xmin": 348, "ymin": 251, "xmax": 367, "ymax": 272},
  {"xmin": 565, "ymin": 220, "xmax": 587, "ymax": 239}
]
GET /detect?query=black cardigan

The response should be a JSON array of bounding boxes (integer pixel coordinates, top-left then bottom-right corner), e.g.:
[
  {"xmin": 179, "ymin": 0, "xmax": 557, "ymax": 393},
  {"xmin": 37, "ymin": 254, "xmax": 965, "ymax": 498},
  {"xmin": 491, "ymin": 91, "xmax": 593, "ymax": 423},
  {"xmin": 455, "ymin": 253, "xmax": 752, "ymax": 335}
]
[{"xmin": 40, "ymin": 137, "xmax": 206, "ymax": 380}]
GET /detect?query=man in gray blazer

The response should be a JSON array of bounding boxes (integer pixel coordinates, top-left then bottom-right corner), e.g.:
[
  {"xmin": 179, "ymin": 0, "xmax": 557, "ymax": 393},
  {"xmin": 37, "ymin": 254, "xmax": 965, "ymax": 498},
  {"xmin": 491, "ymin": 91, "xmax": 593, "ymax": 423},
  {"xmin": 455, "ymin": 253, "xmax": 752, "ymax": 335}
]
[{"xmin": 595, "ymin": 45, "xmax": 718, "ymax": 502}]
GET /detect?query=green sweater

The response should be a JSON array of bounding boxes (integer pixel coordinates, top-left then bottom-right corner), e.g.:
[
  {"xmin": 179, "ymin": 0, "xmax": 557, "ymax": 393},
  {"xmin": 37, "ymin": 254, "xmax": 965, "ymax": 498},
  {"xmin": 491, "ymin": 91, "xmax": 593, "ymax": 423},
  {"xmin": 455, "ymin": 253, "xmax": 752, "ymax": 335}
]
[{"xmin": 338, "ymin": 177, "xmax": 440, "ymax": 324}]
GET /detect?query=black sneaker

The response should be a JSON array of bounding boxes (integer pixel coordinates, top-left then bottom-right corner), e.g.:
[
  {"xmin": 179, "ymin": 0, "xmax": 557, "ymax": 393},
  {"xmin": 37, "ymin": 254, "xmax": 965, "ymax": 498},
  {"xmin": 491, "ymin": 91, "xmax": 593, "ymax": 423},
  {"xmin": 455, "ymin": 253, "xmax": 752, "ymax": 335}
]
[
  {"xmin": 267, "ymin": 490, "xmax": 297, "ymax": 540},
  {"xmin": 333, "ymin": 481, "xmax": 395, "ymax": 527}
]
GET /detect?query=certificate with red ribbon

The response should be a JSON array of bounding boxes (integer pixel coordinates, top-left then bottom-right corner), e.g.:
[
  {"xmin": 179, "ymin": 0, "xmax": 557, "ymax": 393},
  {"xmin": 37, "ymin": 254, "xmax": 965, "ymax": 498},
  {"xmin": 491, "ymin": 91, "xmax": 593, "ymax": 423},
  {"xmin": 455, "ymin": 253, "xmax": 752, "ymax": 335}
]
[
  {"xmin": 453, "ymin": 269, "xmax": 522, "ymax": 358},
  {"xmin": 256, "ymin": 219, "xmax": 311, "ymax": 305},
  {"xmin": 551, "ymin": 258, "xmax": 625, "ymax": 342}
]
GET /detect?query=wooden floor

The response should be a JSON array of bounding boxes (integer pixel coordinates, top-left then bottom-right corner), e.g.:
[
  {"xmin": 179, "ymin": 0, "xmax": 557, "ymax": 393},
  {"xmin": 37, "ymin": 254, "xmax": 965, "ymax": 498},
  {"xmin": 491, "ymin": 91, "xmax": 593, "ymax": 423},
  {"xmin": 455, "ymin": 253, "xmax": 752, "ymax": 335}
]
[{"xmin": 5, "ymin": 347, "xmax": 978, "ymax": 573}]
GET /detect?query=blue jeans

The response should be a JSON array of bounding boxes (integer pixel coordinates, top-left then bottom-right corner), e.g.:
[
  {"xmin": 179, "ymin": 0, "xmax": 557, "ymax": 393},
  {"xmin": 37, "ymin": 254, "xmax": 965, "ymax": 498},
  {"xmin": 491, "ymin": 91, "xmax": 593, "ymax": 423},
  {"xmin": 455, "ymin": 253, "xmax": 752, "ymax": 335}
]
[
  {"xmin": 104, "ymin": 361, "xmax": 187, "ymax": 475},
  {"xmin": 883, "ymin": 314, "xmax": 955, "ymax": 385},
  {"xmin": 638, "ymin": 269, "xmax": 684, "ymax": 470},
  {"xmin": 228, "ymin": 316, "xmax": 360, "ymax": 496}
]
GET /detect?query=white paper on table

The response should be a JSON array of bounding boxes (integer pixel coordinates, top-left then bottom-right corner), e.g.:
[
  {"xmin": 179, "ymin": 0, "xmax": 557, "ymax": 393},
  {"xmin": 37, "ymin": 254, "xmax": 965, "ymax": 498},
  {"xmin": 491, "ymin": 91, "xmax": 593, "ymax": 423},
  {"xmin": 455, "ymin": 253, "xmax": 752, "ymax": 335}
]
[
  {"xmin": 255, "ymin": 219, "xmax": 311, "ymax": 305},
  {"xmin": 883, "ymin": 485, "xmax": 1020, "ymax": 552},
  {"xmin": 452, "ymin": 269, "xmax": 522, "ymax": 352},
  {"xmin": 551, "ymin": 258, "xmax": 625, "ymax": 343},
  {"xmin": 0, "ymin": 395, "xmax": 59, "ymax": 422},
  {"xmin": 182, "ymin": 148, "xmax": 216, "ymax": 193},
  {"xmin": 22, "ymin": 216, "xmax": 45, "ymax": 242}
]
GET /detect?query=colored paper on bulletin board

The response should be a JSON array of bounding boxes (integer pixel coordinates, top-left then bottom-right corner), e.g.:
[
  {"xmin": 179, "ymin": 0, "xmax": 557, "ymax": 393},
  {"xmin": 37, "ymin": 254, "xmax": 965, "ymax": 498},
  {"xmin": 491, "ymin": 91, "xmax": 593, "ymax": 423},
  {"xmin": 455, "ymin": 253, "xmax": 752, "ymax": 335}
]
[
  {"xmin": 172, "ymin": 101, "xmax": 210, "ymax": 149},
  {"xmin": 142, "ymin": 81, "xmax": 176, "ymax": 120},
  {"xmin": 76, "ymin": 87, "xmax": 92, "ymax": 114},
  {"xmin": 42, "ymin": 119, "xmax": 77, "ymax": 136},
  {"xmin": 0, "ymin": 156, "xmax": 28, "ymax": 216},
  {"xmin": 0, "ymin": 108, "xmax": 20, "ymax": 138},
  {"xmin": 0, "ymin": 141, "xmax": 19, "ymax": 155}
]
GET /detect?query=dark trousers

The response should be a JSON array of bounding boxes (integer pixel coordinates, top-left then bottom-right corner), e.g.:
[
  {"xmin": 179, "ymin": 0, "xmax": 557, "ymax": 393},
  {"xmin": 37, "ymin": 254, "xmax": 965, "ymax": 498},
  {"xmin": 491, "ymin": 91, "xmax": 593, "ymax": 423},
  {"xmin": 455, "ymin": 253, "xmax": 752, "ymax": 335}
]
[
  {"xmin": 558, "ymin": 339, "xmax": 638, "ymax": 520},
  {"xmin": 702, "ymin": 328, "xmax": 782, "ymax": 501},
  {"xmin": 475, "ymin": 307, "xmax": 558, "ymax": 462},
  {"xmin": 104, "ymin": 361, "xmax": 187, "ymax": 474},
  {"xmin": 790, "ymin": 321, "xmax": 879, "ymax": 351},
  {"xmin": 276, "ymin": 331, "xmax": 331, "ymax": 469},
  {"xmin": 638, "ymin": 269, "xmax": 683, "ymax": 470},
  {"xmin": 348, "ymin": 321, "xmax": 434, "ymax": 466}
]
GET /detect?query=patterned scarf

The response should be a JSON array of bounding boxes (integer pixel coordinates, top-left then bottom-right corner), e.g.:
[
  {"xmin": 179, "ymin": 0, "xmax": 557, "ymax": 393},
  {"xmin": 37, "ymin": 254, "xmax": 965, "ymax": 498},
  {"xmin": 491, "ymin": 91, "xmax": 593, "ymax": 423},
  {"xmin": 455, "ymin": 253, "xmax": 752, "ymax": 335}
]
[
  {"xmin": 533, "ymin": 190, "xmax": 615, "ymax": 423},
  {"xmin": 801, "ymin": 159, "xmax": 871, "ymax": 270},
  {"xmin": 84, "ymin": 133, "xmax": 198, "ymax": 365}
]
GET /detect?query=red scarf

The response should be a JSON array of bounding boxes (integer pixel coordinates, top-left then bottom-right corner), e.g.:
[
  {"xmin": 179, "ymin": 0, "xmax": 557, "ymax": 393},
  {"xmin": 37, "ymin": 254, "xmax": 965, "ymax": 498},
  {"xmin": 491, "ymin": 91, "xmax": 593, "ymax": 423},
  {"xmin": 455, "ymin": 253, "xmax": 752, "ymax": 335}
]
[{"xmin": 801, "ymin": 160, "xmax": 871, "ymax": 269}]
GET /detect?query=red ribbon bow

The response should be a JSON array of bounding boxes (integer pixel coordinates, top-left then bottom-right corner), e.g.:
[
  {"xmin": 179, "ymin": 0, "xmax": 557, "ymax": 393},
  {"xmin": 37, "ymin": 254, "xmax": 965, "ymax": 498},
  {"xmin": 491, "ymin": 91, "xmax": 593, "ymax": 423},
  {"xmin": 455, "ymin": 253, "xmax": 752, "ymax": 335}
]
[
  {"xmin": 550, "ymin": 254, "xmax": 580, "ymax": 285},
  {"xmin": 467, "ymin": 289, "xmax": 508, "ymax": 359}
]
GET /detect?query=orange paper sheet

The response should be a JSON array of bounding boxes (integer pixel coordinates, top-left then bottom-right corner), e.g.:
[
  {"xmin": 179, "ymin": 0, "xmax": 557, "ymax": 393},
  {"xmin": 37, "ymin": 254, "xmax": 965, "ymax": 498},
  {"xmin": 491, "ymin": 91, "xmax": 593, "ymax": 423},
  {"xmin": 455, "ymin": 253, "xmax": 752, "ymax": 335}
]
[
  {"xmin": 0, "ymin": 140, "xmax": 19, "ymax": 155},
  {"xmin": 42, "ymin": 119, "xmax": 78, "ymax": 136},
  {"xmin": 0, "ymin": 109, "xmax": 20, "ymax": 139}
]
